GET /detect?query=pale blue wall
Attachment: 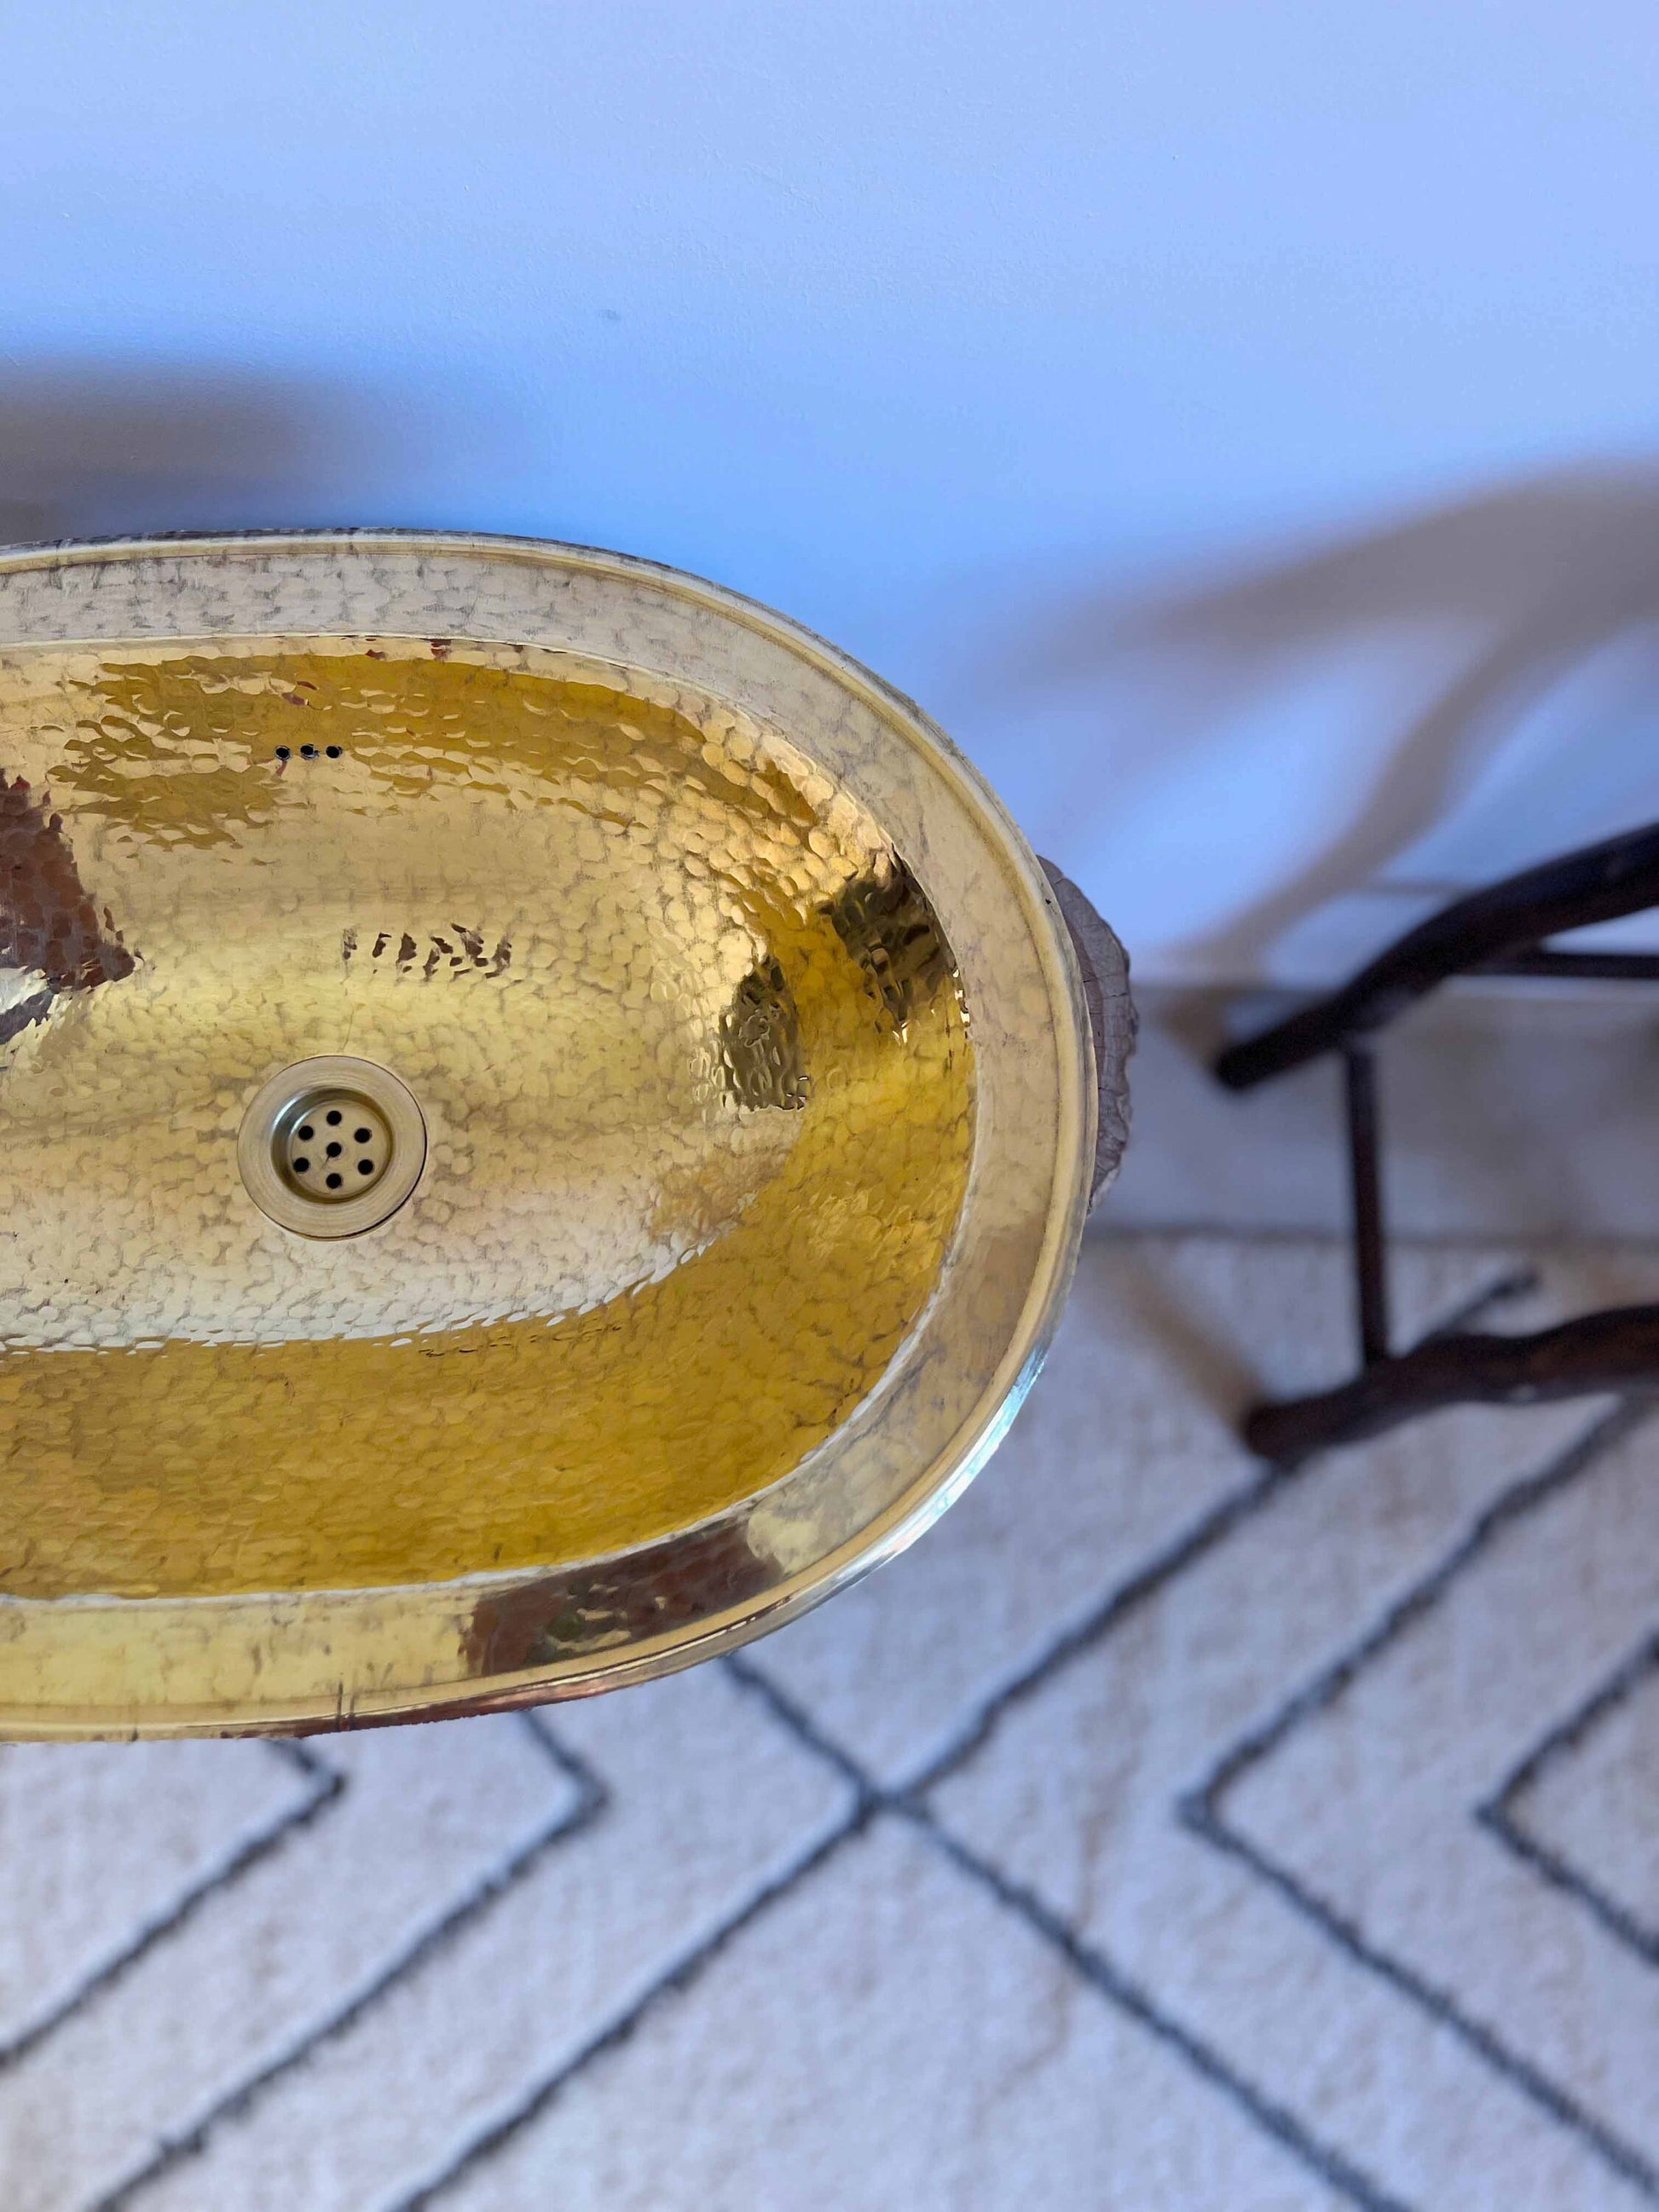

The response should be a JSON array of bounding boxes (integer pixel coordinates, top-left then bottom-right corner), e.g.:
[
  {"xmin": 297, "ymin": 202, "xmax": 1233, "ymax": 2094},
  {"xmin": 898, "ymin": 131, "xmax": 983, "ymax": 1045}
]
[{"xmin": 7, "ymin": 1, "xmax": 1659, "ymax": 978}]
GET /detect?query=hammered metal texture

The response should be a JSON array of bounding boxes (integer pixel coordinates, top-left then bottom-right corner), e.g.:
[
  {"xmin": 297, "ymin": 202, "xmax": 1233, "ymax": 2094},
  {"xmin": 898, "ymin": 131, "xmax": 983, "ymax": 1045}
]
[
  {"xmin": 0, "ymin": 535, "xmax": 1102, "ymax": 1736},
  {"xmin": 0, "ymin": 641, "xmax": 974, "ymax": 1597}
]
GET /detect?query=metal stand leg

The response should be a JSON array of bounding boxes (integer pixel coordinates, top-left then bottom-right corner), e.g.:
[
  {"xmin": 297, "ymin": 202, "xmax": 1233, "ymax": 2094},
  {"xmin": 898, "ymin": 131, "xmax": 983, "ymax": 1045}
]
[
  {"xmin": 1244, "ymin": 1303, "xmax": 1659, "ymax": 1466},
  {"xmin": 1344, "ymin": 1046, "xmax": 1389, "ymax": 1368},
  {"xmin": 1218, "ymin": 817, "xmax": 1659, "ymax": 1466}
]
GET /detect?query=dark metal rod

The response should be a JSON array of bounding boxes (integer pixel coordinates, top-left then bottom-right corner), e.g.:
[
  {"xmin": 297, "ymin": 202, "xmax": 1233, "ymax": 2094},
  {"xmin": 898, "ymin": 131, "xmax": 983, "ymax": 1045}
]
[
  {"xmin": 1215, "ymin": 817, "xmax": 1659, "ymax": 1089},
  {"xmin": 1344, "ymin": 1046, "xmax": 1389, "ymax": 1366},
  {"xmin": 1243, "ymin": 1303, "xmax": 1659, "ymax": 1468},
  {"xmin": 1477, "ymin": 948, "xmax": 1659, "ymax": 982}
]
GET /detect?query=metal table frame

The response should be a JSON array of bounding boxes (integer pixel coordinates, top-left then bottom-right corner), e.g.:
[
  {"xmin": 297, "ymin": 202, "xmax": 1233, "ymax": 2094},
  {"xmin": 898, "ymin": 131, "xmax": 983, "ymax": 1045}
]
[{"xmin": 1215, "ymin": 821, "xmax": 1659, "ymax": 1465}]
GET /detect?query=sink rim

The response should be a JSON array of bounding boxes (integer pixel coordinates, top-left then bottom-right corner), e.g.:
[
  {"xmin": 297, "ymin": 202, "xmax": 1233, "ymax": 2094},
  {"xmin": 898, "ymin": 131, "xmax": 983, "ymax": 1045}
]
[{"xmin": 0, "ymin": 529, "xmax": 1106, "ymax": 1737}]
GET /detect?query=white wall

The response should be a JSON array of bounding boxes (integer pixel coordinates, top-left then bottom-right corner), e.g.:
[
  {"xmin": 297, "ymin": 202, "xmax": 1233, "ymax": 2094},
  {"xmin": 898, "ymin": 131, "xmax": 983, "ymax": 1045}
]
[{"xmin": 7, "ymin": 0, "xmax": 1659, "ymax": 981}]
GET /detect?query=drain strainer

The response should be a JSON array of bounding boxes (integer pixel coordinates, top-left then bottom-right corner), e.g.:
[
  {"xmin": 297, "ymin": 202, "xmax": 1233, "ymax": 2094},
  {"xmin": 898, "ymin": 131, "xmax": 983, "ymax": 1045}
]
[{"xmin": 238, "ymin": 1055, "xmax": 427, "ymax": 1239}]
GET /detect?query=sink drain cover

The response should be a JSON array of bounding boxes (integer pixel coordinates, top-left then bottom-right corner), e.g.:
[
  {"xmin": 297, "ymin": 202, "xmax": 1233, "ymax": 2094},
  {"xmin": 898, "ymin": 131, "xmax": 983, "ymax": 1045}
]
[{"xmin": 238, "ymin": 1056, "xmax": 427, "ymax": 1239}]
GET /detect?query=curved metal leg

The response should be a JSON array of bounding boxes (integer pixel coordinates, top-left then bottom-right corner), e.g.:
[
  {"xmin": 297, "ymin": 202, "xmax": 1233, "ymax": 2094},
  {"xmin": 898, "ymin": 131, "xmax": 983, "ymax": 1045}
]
[{"xmin": 1246, "ymin": 1304, "xmax": 1659, "ymax": 1467}]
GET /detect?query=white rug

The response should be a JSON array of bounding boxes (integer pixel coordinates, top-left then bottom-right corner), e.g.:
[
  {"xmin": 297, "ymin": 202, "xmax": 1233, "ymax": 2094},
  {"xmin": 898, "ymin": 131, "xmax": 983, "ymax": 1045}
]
[{"xmin": 2, "ymin": 1229, "xmax": 1656, "ymax": 2211}]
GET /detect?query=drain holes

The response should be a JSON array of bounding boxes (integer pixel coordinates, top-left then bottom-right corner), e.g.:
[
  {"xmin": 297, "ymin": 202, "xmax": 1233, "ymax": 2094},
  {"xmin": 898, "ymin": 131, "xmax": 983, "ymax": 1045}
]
[
  {"xmin": 239, "ymin": 1056, "xmax": 427, "ymax": 1241},
  {"xmin": 275, "ymin": 1088, "xmax": 396, "ymax": 1206}
]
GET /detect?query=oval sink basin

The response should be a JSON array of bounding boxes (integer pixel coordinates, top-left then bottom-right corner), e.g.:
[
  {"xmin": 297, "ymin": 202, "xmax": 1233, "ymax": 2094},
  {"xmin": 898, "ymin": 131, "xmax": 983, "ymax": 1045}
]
[{"xmin": 0, "ymin": 534, "xmax": 1125, "ymax": 1736}]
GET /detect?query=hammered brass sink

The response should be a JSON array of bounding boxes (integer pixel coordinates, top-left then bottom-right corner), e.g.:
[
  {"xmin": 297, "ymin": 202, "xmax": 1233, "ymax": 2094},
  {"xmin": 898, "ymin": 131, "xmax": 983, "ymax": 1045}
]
[{"xmin": 0, "ymin": 534, "xmax": 1129, "ymax": 1736}]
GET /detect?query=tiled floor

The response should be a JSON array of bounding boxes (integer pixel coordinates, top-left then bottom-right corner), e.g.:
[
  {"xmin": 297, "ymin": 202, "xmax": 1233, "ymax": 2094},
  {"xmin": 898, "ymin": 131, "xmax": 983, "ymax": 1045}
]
[{"xmin": 6, "ymin": 990, "xmax": 1659, "ymax": 2209}]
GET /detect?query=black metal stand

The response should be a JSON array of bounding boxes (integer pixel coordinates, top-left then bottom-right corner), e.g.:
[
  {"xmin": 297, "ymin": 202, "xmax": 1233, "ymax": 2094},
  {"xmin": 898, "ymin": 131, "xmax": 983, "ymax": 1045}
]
[{"xmin": 1217, "ymin": 820, "xmax": 1659, "ymax": 1465}]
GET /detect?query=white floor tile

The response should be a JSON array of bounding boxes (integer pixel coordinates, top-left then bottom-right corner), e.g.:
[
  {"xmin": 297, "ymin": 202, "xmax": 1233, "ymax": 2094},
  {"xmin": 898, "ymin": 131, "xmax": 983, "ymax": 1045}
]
[
  {"xmin": 930, "ymin": 1299, "xmax": 1650, "ymax": 2209},
  {"xmin": 438, "ymin": 1819, "xmax": 1352, "ymax": 2212},
  {"xmin": 1508, "ymin": 1643, "xmax": 1659, "ymax": 1943},
  {"xmin": 0, "ymin": 1740, "xmax": 309, "ymax": 2049},
  {"xmin": 0, "ymin": 1716, "xmax": 579, "ymax": 2209},
  {"xmin": 129, "ymin": 1666, "xmax": 852, "ymax": 2212}
]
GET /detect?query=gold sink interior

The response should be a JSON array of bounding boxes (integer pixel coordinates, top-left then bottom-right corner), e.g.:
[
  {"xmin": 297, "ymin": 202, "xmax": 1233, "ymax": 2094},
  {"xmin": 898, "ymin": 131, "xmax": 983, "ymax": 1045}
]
[{"xmin": 0, "ymin": 638, "xmax": 974, "ymax": 1601}]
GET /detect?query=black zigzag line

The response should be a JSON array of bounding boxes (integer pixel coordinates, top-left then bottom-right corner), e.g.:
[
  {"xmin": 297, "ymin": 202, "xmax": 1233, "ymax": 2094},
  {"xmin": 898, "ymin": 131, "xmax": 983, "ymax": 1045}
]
[
  {"xmin": 391, "ymin": 1797, "xmax": 873, "ymax": 2212},
  {"xmin": 405, "ymin": 1642, "xmax": 1394, "ymax": 2212},
  {"xmin": 0, "ymin": 1739, "xmax": 341, "ymax": 2082},
  {"xmin": 905, "ymin": 1264, "xmax": 1536, "ymax": 1805},
  {"xmin": 92, "ymin": 1713, "xmax": 609, "ymax": 2212},
  {"xmin": 725, "ymin": 1657, "xmax": 1416, "ymax": 2212},
  {"xmin": 1479, "ymin": 1627, "xmax": 1659, "ymax": 1972},
  {"xmin": 1183, "ymin": 1399, "xmax": 1659, "ymax": 2202},
  {"xmin": 920, "ymin": 1818, "xmax": 1416, "ymax": 2212},
  {"xmin": 908, "ymin": 1453, "xmax": 1304, "ymax": 1796}
]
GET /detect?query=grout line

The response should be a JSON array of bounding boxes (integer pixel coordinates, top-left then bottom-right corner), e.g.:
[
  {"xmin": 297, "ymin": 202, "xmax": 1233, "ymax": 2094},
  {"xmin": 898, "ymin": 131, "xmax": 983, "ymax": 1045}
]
[
  {"xmin": 516, "ymin": 1705, "xmax": 612, "ymax": 1812},
  {"xmin": 1186, "ymin": 1400, "xmax": 1650, "ymax": 1811},
  {"xmin": 720, "ymin": 1658, "xmax": 1415, "ymax": 2212},
  {"xmin": 1180, "ymin": 1398, "xmax": 1659, "ymax": 2202},
  {"xmin": 1478, "ymin": 1628, "xmax": 1659, "ymax": 1972},
  {"xmin": 390, "ymin": 1803, "xmax": 874, "ymax": 2212},
  {"xmin": 1185, "ymin": 1803, "xmax": 1658, "ymax": 2202},
  {"xmin": 723, "ymin": 1654, "xmax": 875, "ymax": 1799},
  {"xmin": 91, "ymin": 1715, "xmax": 610, "ymax": 2212},
  {"xmin": 1415, "ymin": 1268, "xmax": 1539, "ymax": 1339},
  {"xmin": 914, "ymin": 1816, "xmax": 1417, "ymax": 2212},
  {"xmin": 902, "ymin": 1455, "xmax": 1304, "ymax": 1799},
  {"xmin": 1483, "ymin": 1626, "xmax": 1659, "ymax": 1813},
  {"xmin": 897, "ymin": 1258, "xmax": 1546, "ymax": 1809},
  {"xmin": 0, "ymin": 1740, "xmax": 342, "ymax": 2084},
  {"xmin": 1479, "ymin": 1804, "xmax": 1659, "ymax": 1978}
]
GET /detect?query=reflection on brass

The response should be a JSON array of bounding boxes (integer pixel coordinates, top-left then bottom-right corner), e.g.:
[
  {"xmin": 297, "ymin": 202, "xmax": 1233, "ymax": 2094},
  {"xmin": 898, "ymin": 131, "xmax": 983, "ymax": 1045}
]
[
  {"xmin": 463, "ymin": 1517, "xmax": 777, "ymax": 1680},
  {"xmin": 0, "ymin": 533, "xmax": 1107, "ymax": 1738},
  {"xmin": 0, "ymin": 770, "xmax": 133, "ymax": 1048},
  {"xmin": 720, "ymin": 956, "xmax": 808, "ymax": 1112},
  {"xmin": 0, "ymin": 642, "xmax": 973, "ymax": 1599},
  {"xmin": 826, "ymin": 862, "xmax": 955, "ymax": 1034}
]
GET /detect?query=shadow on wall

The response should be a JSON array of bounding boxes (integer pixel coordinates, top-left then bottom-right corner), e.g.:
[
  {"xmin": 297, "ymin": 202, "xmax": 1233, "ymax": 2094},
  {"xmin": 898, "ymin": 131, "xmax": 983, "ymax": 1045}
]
[
  {"xmin": 1008, "ymin": 466, "xmax": 1659, "ymax": 983},
  {"xmin": 0, "ymin": 361, "xmax": 460, "ymax": 545}
]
